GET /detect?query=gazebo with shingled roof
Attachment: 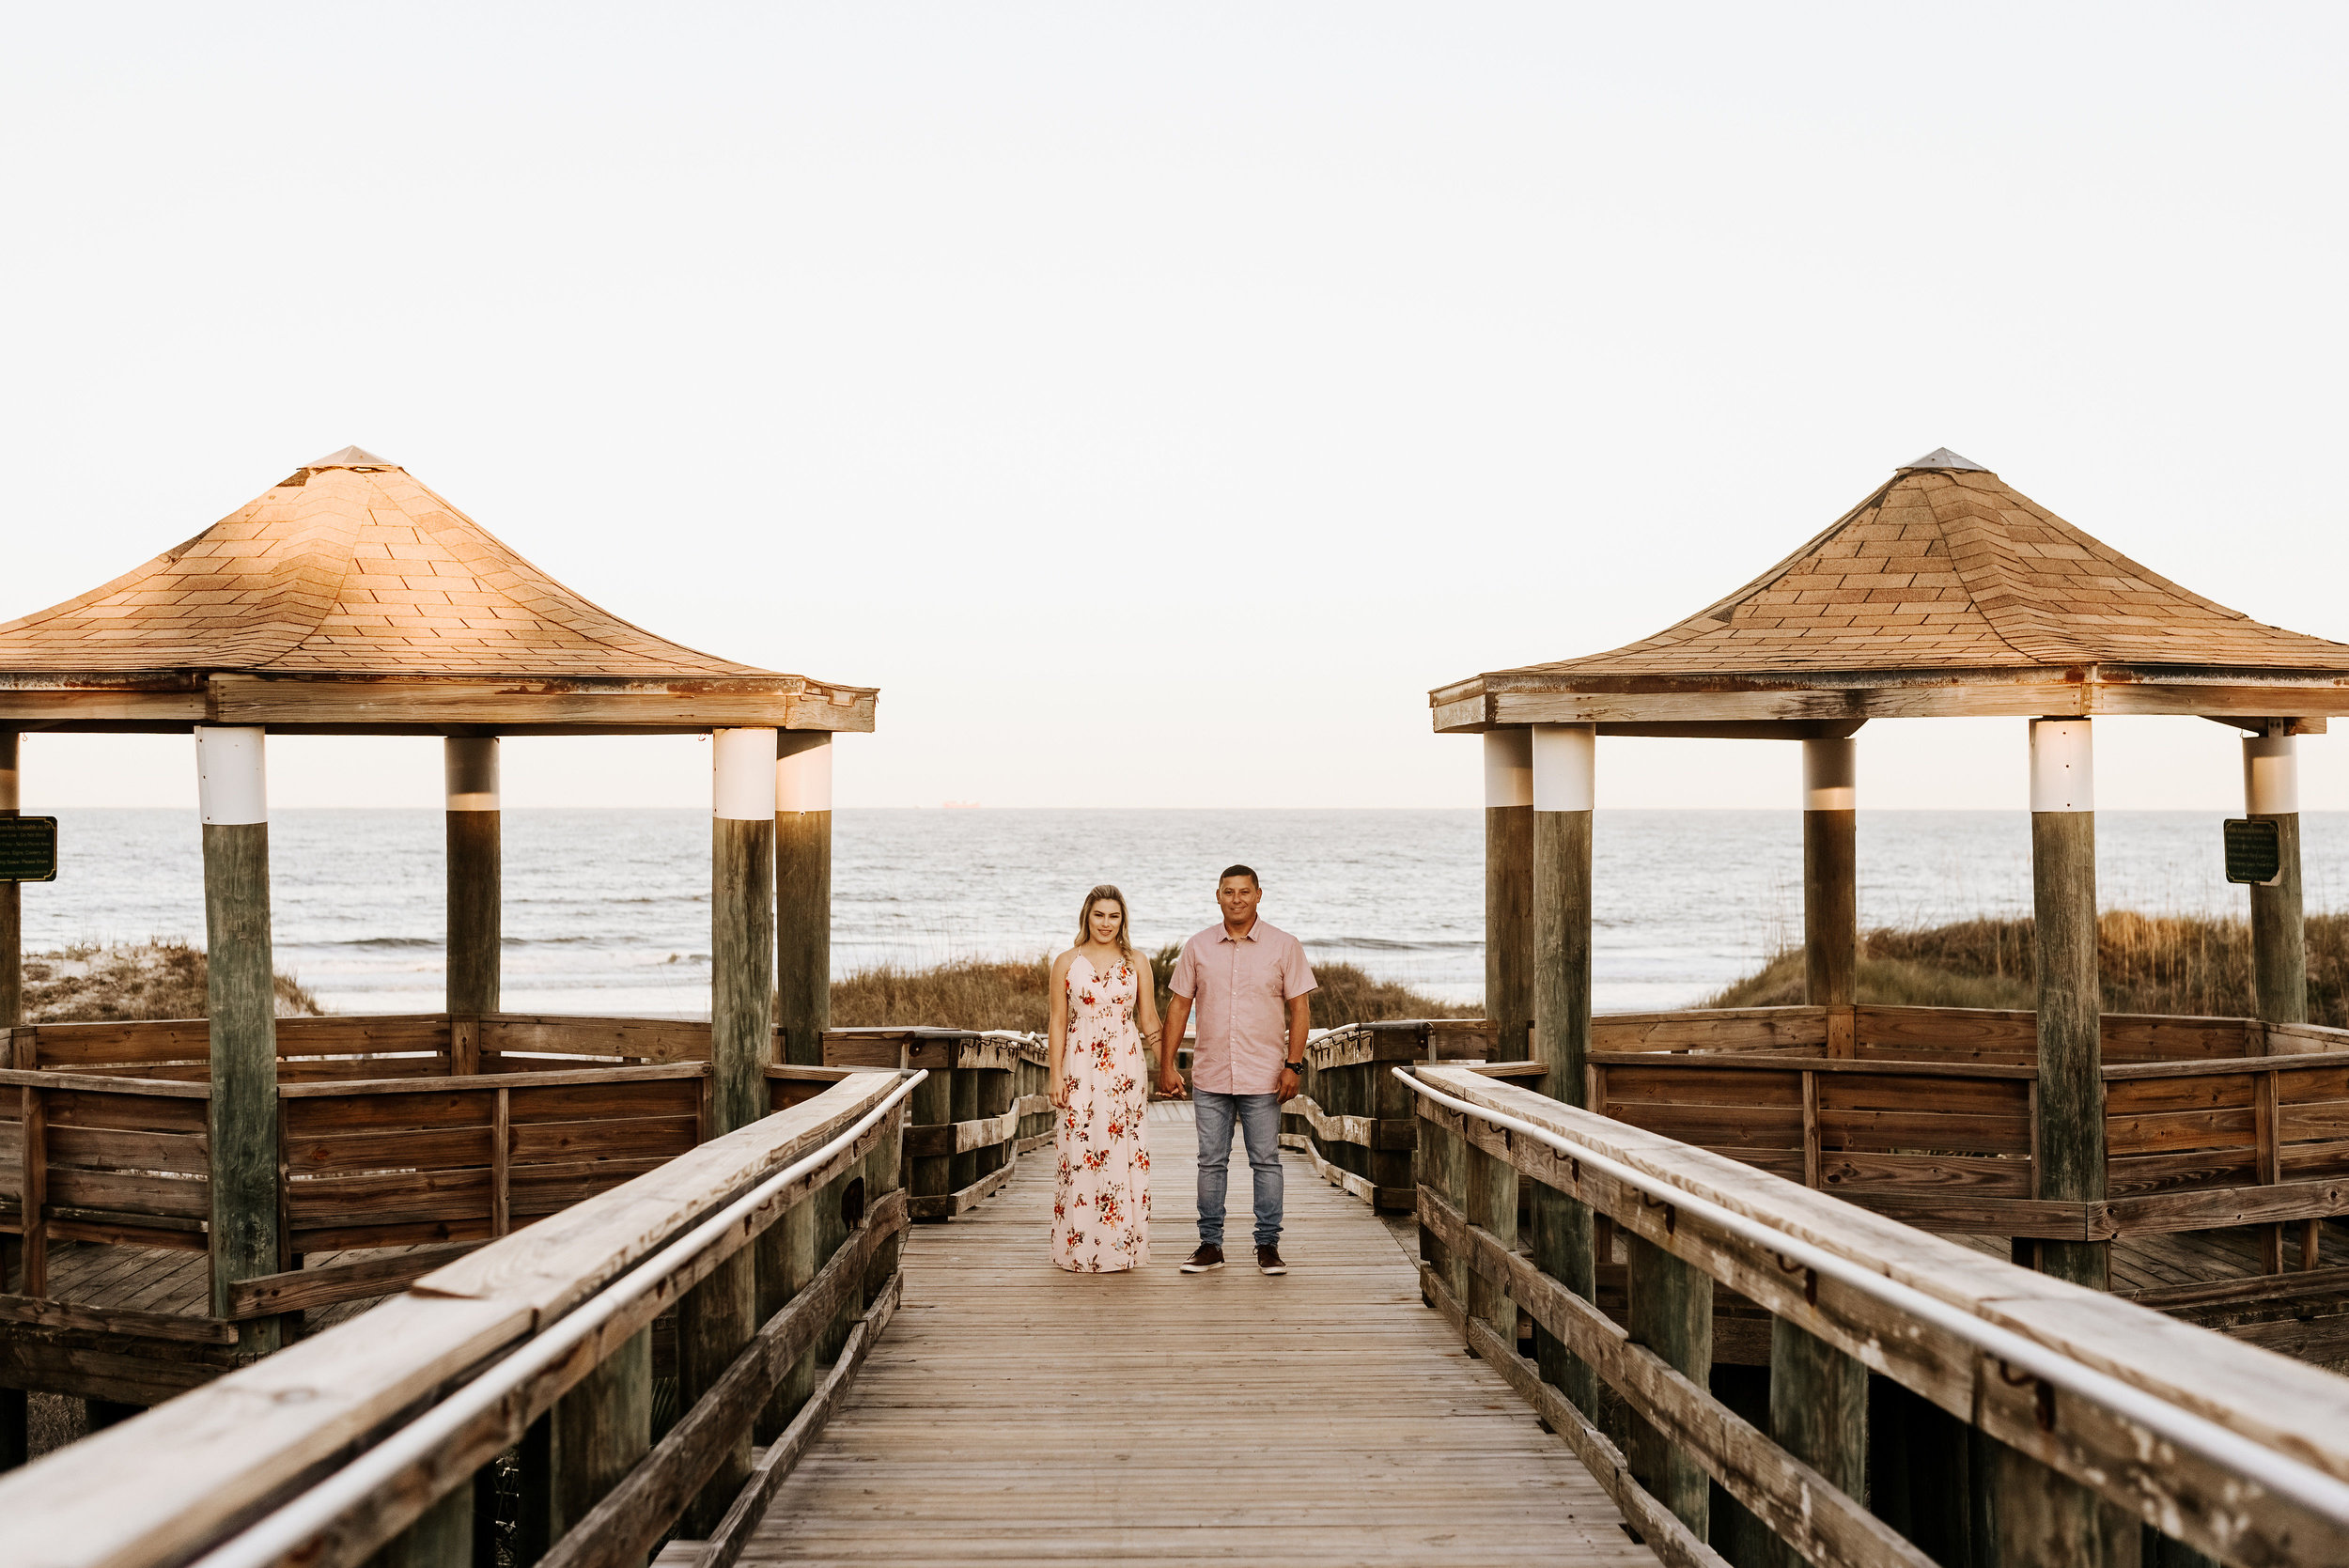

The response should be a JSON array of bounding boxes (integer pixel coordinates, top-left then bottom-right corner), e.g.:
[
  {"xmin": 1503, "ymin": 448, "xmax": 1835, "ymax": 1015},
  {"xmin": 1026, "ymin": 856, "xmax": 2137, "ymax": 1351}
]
[
  {"xmin": 0, "ymin": 445, "xmax": 866, "ymax": 1385},
  {"xmin": 1432, "ymin": 448, "xmax": 2349, "ymax": 1513}
]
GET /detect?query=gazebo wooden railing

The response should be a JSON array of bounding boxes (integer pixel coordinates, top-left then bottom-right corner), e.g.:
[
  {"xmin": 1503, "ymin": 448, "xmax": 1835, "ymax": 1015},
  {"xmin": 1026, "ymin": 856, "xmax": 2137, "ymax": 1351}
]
[
  {"xmin": 0, "ymin": 1017, "xmax": 1050, "ymax": 1407},
  {"xmin": 1285, "ymin": 1019, "xmax": 1546, "ymax": 1212},
  {"xmin": 1404, "ymin": 1063, "xmax": 2349, "ymax": 1568},
  {"xmin": 0, "ymin": 1068, "xmax": 923, "ymax": 1568}
]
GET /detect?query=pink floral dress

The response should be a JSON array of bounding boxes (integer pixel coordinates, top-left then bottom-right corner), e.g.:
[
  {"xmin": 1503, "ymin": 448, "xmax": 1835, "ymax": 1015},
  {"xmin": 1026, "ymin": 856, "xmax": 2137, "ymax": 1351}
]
[{"xmin": 1052, "ymin": 953, "xmax": 1152, "ymax": 1272}]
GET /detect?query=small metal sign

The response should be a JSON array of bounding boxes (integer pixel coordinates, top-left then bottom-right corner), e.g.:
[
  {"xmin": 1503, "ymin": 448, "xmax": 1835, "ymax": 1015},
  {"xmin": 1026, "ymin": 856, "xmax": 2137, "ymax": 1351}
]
[
  {"xmin": 2223, "ymin": 817, "xmax": 2282, "ymax": 887},
  {"xmin": 0, "ymin": 816, "xmax": 58, "ymax": 883}
]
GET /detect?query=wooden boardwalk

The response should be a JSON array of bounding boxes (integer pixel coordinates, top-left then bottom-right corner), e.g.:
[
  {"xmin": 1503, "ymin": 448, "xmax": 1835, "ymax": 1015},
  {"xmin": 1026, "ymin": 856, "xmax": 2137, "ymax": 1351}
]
[{"xmin": 739, "ymin": 1101, "xmax": 1650, "ymax": 1566}]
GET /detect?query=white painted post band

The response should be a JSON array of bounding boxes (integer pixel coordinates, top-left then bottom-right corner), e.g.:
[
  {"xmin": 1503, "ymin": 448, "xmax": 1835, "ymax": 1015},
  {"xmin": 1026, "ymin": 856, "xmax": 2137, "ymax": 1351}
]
[
  {"xmin": 714, "ymin": 728, "xmax": 780, "ymax": 820},
  {"xmin": 2245, "ymin": 734, "xmax": 2299, "ymax": 816},
  {"xmin": 444, "ymin": 737, "xmax": 500, "ymax": 812},
  {"xmin": 2029, "ymin": 719, "xmax": 2093, "ymax": 813},
  {"xmin": 1530, "ymin": 724, "xmax": 1595, "ymax": 812},
  {"xmin": 1483, "ymin": 729, "xmax": 1532, "ymax": 809},
  {"xmin": 777, "ymin": 732, "xmax": 833, "ymax": 813},
  {"xmin": 0, "ymin": 731, "xmax": 17, "ymax": 812},
  {"xmin": 1802, "ymin": 737, "xmax": 1856, "ymax": 812},
  {"xmin": 195, "ymin": 727, "xmax": 269, "ymax": 826}
]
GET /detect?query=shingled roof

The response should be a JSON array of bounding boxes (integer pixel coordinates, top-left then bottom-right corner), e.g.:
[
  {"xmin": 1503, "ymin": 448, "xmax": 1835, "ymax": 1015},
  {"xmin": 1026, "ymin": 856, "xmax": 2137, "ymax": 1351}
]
[
  {"xmin": 1433, "ymin": 451, "xmax": 2349, "ymax": 734},
  {"xmin": 0, "ymin": 447, "xmax": 877, "ymax": 735}
]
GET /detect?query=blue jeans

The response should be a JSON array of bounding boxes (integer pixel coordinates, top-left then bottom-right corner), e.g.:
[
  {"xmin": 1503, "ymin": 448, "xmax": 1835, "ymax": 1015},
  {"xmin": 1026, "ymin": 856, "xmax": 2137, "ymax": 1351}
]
[{"xmin": 1194, "ymin": 1091, "xmax": 1283, "ymax": 1249}]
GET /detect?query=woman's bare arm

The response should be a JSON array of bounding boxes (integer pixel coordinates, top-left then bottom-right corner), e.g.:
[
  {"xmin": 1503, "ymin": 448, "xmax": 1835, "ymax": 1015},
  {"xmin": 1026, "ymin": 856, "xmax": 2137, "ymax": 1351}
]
[
  {"xmin": 1048, "ymin": 951, "xmax": 1074, "ymax": 1108},
  {"xmin": 1133, "ymin": 951, "xmax": 1163, "ymax": 1084}
]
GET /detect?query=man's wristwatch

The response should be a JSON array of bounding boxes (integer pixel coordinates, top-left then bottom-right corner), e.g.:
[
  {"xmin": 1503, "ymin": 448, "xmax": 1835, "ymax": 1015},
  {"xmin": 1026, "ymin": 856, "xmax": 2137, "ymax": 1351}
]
[{"xmin": 1282, "ymin": 1058, "xmax": 1305, "ymax": 1075}]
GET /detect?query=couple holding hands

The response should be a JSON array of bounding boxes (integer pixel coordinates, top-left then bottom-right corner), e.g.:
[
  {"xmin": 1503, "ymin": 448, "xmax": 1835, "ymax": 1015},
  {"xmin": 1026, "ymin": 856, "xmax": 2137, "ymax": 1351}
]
[{"xmin": 1045, "ymin": 865, "xmax": 1315, "ymax": 1278}]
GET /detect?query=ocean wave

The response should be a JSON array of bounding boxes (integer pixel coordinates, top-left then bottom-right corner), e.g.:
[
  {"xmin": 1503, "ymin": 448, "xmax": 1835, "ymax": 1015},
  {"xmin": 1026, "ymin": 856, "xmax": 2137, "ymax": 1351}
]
[{"xmin": 1304, "ymin": 937, "xmax": 1483, "ymax": 953}]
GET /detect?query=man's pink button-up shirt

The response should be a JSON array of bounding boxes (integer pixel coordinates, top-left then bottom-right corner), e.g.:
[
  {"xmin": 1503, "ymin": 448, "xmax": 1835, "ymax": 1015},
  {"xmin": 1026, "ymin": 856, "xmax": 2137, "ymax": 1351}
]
[{"xmin": 1170, "ymin": 918, "xmax": 1317, "ymax": 1096}]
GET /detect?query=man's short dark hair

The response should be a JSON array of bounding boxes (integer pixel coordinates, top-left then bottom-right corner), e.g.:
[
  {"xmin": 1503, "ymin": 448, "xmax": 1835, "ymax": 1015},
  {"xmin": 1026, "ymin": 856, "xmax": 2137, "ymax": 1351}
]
[{"xmin": 1220, "ymin": 864, "xmax": 1260, "ymax": 888}]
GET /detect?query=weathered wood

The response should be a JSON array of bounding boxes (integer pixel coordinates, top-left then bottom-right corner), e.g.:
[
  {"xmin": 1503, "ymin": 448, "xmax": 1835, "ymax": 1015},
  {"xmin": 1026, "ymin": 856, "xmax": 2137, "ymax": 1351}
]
[
  {"xmin": 1767, "ymin": 1318, "xmax": 1866, "ymax": 1568},
  {"xmin": 370, "ymin": 1482, "xmax": 470, "ymax": 1568},
  {"xmin": 695, "ymin": 1271, "xmax": 898, "ymax": 1568},
  {"xmin": 226, "ymin": 1243, "xmax": 486, "ymax": 1319},
  {"xmin": 1464, "ymin": 1128, "xmax": 1516, "ymax": 1341},
  {"xmin": 677, "ymin": 1248, "xmax": 754, "ymax": 1536},
  {"xmin": 1532, "ymin": 806, "xmax": 1599, "ymax": 1415},
  {"xmin": 1486, "ymin": 798, "xmax": 1533, "ymax": 1062},
  {"xmin": 445, "ymin": 806, "xmax": 500, "ymax": 1017},
  {"xmin": 202, "ymin": 815, "xmax": 281, "ymax": 1348},
  {"xmin": 1626, "ymin": 1231, "xmax": 1711, "ymax": 1536},
  {"xmin": 0, "ymin": 1291, "xmax": 238, "ymax": 1343},
  {"xmin": 536, "ymin": 1198, "xmax": 902, "ymax": 1568},
  {"xmin": 2252, "ymin": 813, "xmax": 2308, "ymax": 1028},
  {"xmin": 18, "ymin": 1086, "xmax": 43, "ymax": 1296},
  {"xmin": 1414, "ymin": 1065, "xmax": 2349, "ymax": 1567},
  {"xmin": 774, "ymin": 743, "xmax": 830, "ymax": 1071},
  {"xmin": 1804, "ymin": 811, "xmax": 1857, "ymax": 1017},
  {"xmin": 1, "ymin": 733, "xmax": 18, "ymax": 1033},
  {"xmin": 552, "ymin": 1325, "xmax": 651, "ymax": 1560},
  {"xmin": 907, "ymin": 1058, "xmax": 952, "ymax": 1219},
  {"xmin": 2034, "ymin": 802, "xmax": 2108, "ymax": 1290},
  {"xmin": 711, "ymin": 814, "xmax": 776, "ymax": 1140}
]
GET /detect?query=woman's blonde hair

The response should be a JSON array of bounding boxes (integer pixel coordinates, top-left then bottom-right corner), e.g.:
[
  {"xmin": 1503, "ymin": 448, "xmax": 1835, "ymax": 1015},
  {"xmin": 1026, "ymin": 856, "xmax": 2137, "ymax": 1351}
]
[{"xmin": 1076, "ymin": 884, "xmax": 1132, "ymax": 959}]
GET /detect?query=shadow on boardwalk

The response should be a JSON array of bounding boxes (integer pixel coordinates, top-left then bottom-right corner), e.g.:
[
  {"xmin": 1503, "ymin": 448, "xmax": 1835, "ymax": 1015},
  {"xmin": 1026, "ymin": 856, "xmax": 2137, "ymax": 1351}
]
[{"xmin": 740, "ymin": 1101, "xmax": 1650, "ymax": 1566}]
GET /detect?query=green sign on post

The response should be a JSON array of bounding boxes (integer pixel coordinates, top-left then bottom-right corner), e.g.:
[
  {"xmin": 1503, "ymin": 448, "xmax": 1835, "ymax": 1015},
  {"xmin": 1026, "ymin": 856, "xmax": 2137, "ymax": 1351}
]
[
  {"xmin": 2224, "ymin": 817, "xmax": 2282, "ymax": 887},
  {"xmin": 0, "ymin": 816, "xmax": 57, "ymax": 883}
]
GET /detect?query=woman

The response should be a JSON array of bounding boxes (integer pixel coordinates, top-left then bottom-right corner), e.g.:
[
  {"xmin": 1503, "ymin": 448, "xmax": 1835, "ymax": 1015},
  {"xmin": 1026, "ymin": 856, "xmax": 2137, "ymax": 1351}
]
[{"xmin": 1048, "ymin": 884, "xmax": 1159, "ymax": 1272}]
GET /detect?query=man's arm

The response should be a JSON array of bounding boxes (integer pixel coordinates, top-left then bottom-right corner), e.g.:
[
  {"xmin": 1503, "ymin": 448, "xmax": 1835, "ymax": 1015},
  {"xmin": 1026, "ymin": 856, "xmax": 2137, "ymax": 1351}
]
[
  {"xmin": 1277, "ymin": 993, "xmax": 1312, "ymax": 1102},
  {"xmin": 1158, "ymin": 992, "xmax": 1192, "ymax": 1095}
]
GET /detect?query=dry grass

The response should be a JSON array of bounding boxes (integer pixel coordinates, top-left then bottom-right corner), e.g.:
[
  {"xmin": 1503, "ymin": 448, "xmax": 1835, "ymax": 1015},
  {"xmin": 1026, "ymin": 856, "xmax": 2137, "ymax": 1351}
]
[
  {"xmin": 827, "ymin": 946, "xmax": 1473, "ymax": 1033},
  {"xmin": 23, "ymin": 939, "xmax": 323, "ymax": 1023},
  {"xmin": 1703, "ymin": 911, "xmax": 2349, "ymax": 1024}
]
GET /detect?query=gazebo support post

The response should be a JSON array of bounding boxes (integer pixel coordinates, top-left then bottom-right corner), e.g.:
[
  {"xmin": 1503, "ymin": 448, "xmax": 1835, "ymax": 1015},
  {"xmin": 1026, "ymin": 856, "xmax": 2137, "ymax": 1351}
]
[
  {"xmin": 196, "ymin": 727, "xmax": 281, "ymax": 1355},
  {"xmin": 1529, "ymin": 723, "xmax": 1596, "ymax": 1417},
  {"xmin": 776, "ymin": 734, "xmax": 832, "ymax": 1068},
  {"xmin": 1484, "ymin": 729, "xmax": 1533, "ymax": 1061},
  {"xmin": 2245, "ymin": 729, "xmax": 2308, "ymax": 1274},
  {"xmin": 1, "ymin": 731, "xmax": 18, "ymax": 1030},
  {"xmin": 1777, "ymin": 736, "xmax": 1868, "ymax": 1555},
  {"xmin": 682, "ymin": 728, "xmax": 778, "ymax": 1534},
  {"xmin": 443, "ymin": 737, "xmax": 500, "ymax": 1022},
  {"xmin": 1995, "ymin": 718, "xmax": 2121, "ymax": 1564},
  {"xmin": 0, "ymin": 732, "xmax": 21, "ymax": 1472}
]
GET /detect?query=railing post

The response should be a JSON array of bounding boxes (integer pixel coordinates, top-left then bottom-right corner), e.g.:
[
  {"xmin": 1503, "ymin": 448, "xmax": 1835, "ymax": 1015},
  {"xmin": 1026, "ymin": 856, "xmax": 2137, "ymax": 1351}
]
[
  {"xmin": 1990, "ymin": 1434, "xmax": 2139, "ymax": 1568},
  {"xmin": 864, "ymin": 1098, "xmax": 906, "ymax": 1306},
  {"xmin": 370, "ymin": 1483, "xmax": 472, "ymax": 1568},
  {"xmin": 1464, "ymin": 1131, "xmax": 1516, "ymax": 1344},
  {"xmin": 758, "ymin": 1190, "xmax": 818, "ymax": 1437},
  {"xmin": 1626, "ymin": 1233, "xmax": 1710, "ymax": 1538},
  {"xmin": 1530, "ymin": 723, "xmax": 1597, "ymax": 1418},
  {"xmin": 551, "ymin": 1328, "xmax": 651, "ymax": 1564},
  {"xmin": 1372, "ymin": 1040, "xmax": 1413, "ymax": 1213},
  {"xmin": 910, "ymin": 1041, "xmax": 953, "ymax": 1219},
  {"xmin": 1417, "ymin": 1081, "xmax": 1467, "ymax": 1313},
  {"xmin": 948, "ymin": 1042, "xmax": 978, "ymax": 1203},
  {"xmin": 1767, "ymin": 1320, "xmax": 1865, "ymax": 1568}
]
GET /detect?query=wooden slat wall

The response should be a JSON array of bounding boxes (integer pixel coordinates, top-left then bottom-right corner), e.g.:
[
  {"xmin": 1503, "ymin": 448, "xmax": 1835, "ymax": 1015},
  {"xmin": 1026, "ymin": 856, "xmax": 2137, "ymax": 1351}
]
[
  {"xmin": 1597, "ymin": 1062, "xmax": 1807, "ymax": 1183},
  {"xmin": 1817, "ymin": 1069, "xmax": 2032, "ymax": 1201}
]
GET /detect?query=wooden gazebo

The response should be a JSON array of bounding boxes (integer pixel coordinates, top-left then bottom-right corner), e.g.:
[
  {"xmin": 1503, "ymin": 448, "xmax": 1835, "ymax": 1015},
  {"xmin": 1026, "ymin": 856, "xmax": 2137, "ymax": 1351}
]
[
  {"xmin": 0, "ymin": 446, "xmax": 871, "ymax": 1420},
  {"xmin": 1432, "ymin": 449, "xmax": 2349, "ymax": 1474}
]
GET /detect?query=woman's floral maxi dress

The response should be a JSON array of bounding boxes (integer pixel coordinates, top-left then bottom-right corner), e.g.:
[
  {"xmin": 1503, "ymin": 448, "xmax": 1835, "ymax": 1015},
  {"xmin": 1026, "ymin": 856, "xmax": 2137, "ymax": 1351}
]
[{"xmin": 1052, "ymin": 953, "xmax": 1152, "ymax": 1272}]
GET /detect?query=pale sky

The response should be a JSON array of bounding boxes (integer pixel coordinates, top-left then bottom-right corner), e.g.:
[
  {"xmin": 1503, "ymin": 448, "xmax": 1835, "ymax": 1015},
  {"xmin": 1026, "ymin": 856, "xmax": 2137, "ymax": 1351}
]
[{"xmin": 5, "ymin": 5, "xmax": 2346, "ymax": 814}]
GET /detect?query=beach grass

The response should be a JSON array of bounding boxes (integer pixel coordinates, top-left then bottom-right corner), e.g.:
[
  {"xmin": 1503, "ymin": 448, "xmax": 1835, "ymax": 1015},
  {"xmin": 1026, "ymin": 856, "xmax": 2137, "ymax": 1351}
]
[
  {"xmin": 830, "ymin": 945, "xmax": 1473, "ymax": 1033},
  {"xmin": 1704, "ymin": 911, "xmax": 2349, "ymax": 1026},
  {"xmin": 22, "ymin": 939, "xmax": 322, "ymax": 1023}
]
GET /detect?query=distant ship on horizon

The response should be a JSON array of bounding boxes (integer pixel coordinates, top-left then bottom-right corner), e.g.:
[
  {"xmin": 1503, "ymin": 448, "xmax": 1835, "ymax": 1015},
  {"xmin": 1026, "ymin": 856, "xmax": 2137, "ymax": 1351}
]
[{"xmin": 941, "ymin": 800, "xmax": 981, "ymax": 810}]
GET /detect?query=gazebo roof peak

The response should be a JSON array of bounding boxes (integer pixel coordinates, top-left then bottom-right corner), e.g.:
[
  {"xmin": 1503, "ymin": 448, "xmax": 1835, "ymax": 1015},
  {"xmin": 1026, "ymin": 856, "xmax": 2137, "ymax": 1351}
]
[
  {"xmin": 305, "ymin": 444, "xmax": 398, "ymax": 470},
  {"xmin": 1432, "ymin": 456, "xmax": 2349, "ymax": 734},
  {"xmin": 1899, "ymin": 447, "xmax": 1989, "ymax": 474}
]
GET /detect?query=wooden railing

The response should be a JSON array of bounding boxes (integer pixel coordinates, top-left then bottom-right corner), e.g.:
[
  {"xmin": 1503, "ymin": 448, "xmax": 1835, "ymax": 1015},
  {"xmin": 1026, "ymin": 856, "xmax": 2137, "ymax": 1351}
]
[
  {"xmin": 1285, "ymin": 1020, "xmax": 1543, "ymax": 1212},
  {"xmin": 0, "ymin": 1017, "xmax": 1051, "ymax": 1394},
  {"xmin": 1591, "ymin": 1004, "xmax": 2349, "ymax": 1269},
  {"xmin": 0, "ymin": 1068, "xmax": 926, "ymax": 1568},
  {"xmin": 1403, "ymin": 1063, "xmax": 2349, "ymax": 1568}
]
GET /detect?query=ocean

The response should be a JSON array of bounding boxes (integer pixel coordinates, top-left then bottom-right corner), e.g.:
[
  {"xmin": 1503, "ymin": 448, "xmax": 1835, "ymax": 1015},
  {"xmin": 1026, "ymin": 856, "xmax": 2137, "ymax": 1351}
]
[{"xmin": 15, "ymin": 810, "xmax": 2348, "ymax": 1017}]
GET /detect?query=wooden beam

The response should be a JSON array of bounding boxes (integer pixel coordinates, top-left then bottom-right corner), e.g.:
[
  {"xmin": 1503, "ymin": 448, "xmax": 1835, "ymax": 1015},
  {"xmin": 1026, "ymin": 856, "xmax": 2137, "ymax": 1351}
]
[
  {"xmin": 775, "ymin": 734, "xmax": 832, "ymax": 1070},
  {"xmin": 2, "ymin": 730, "xmax": 20, "ymax": 1032},
  {"xmin": 1484, "ymin": 731, "xmax": 1533, "ymax": 1062},
  {"xmin": 2030, "ymin": 720, "xmax": 2108, "ymax": 1291},
  {"xmin": 444, "ymin": 737, "xmax": 501, "ymax": 1016}
]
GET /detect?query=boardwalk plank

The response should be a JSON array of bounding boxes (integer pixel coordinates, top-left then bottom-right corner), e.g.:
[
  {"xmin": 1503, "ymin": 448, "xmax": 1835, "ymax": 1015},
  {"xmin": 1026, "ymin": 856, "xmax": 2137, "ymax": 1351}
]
[{"xmin": 738, "ymin": 1102, "xmax": 1650, "ymax": 1566}]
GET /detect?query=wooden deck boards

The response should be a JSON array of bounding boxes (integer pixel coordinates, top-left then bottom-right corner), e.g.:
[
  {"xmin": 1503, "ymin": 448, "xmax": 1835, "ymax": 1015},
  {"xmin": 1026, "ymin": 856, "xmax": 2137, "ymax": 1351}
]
[{"xmin": 739, "ymin": 1102, "xmax": 1650, "ymax": 1566}]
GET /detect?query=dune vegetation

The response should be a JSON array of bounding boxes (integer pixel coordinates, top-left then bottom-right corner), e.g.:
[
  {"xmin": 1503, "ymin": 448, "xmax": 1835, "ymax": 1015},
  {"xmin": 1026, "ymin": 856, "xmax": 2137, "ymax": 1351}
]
[
  {"xmin": 1703, "ymin": 911, "xmax": 2349, "ymax": 1025},
  {"xmin": 21, "ymin": 939, "xmax": 323, "ymax": 1023}
]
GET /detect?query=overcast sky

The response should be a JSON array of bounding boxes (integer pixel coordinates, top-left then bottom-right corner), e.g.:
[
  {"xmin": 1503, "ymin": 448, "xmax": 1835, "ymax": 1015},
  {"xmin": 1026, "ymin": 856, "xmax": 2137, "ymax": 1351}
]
[{"xmin": 6, "ymin": 5, "xmax": 2346, "ymax": 813}]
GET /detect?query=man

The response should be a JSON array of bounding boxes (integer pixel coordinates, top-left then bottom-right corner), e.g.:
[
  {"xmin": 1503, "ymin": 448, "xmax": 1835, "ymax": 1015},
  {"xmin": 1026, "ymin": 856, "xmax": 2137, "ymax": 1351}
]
[{"xmin": 1159, "ymin": 864, "xmax": 1316, "ymax": 1276}]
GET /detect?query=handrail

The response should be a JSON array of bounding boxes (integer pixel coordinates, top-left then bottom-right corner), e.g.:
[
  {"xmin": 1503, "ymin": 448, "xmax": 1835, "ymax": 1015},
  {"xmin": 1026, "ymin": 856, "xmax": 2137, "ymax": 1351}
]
[
  {"xmin": 1395, "ymin": 1066, "xmax": 2349, "ymax": 1534},
  {"xmin": 190, "ymin": 1068, "xmax": 927, "ymax": 1568}
]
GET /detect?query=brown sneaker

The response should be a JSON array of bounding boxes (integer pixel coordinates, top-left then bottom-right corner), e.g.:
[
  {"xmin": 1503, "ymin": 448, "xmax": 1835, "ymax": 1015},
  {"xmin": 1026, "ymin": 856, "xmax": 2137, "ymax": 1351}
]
[
  {"xmin": 1256, "ymin": 1244, "xmax": 1288, "ymax": 1276},
  {"xmin": 1180, "ymin": 1244, "xmax": 1224, "ymax": 1273}
]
